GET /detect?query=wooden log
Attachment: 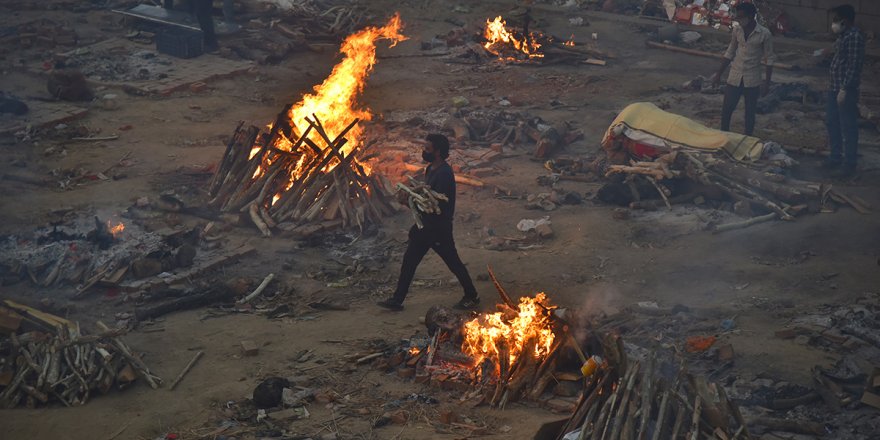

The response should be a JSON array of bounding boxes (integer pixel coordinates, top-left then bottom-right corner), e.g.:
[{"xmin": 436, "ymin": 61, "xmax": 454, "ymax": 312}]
[
  {"xmin": 637, "ymin": 353, "xmax": 655, "ymax": 439},
  {"xmin": 239, "ymin": 273, "xmax": 275, "ymax": 304},
  {"xmin": 712, "ymin": 213, "xmax": 777, "ymax": 234},
  {"xmin": 169, "ymin": 351, "xmax": 203, "ymax": 390},
  {"xmin": 609, "ymin": 361, "xmax": 641, "ymax": 440},
  {"xmin": 645, "ymin": 41, "xmax": 797, "ymax": 70},
  {"xmin": 501, "ymin": 345, "xmax": 540, "ymax": 408},
  {"xmin": 209, "ymin": 121, "xmax": 246, "ymax": 195},
  {"xmin": 248, "ymin": 202, "xmax": 272, "ymax": 237},
  {"xmin": 670, "ymin": 403, "xmax": 686, "ymax": 440},
  {"xmin": 688, "ymin": 395, "xmax": 702, "ymax": 440},
  {"xmin": 134, "ymin": 286, "xmax": 236, "ymax": 321}
]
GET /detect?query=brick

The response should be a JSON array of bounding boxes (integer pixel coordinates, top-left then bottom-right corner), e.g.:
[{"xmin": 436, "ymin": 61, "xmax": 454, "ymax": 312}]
[
  {"xmin": 438, "ymin": 409, "xmax": 457, "ymax": 424},
  {"xmin": 240, "ymin": 340, "xmax": 259, "ymax": 356}
]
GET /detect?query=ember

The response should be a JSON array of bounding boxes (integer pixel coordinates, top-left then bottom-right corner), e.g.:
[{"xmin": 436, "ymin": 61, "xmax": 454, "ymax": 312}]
[{"xmin": 107, "ymin": 221, "xmax": 124, "ymax": 238}]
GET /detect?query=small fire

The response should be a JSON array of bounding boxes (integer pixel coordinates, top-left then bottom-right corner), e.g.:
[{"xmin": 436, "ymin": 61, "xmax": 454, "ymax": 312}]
[
  {"xmin": 483, "ymin": 16, "xmax": 543, "ymax": 59},
  {"xmin": 408, "ymin": 347, "xmax": 421, "ymax": 356},
  {"xmin": 107, "ymin": 221, "xmax": 124, "ymax": 238},
  {"xmin": 564, "ymin": 35, "xmax": 576, "ymax": 47},
  {"xmin": 462, "ymin": 293, "xmax": 556, "ymax": 377}
]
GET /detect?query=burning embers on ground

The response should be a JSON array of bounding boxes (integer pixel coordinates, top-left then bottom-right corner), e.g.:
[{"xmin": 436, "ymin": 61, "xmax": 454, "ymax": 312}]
[
  {"xmin": 478, "ymin": 15, "xmax": 593, "ymax": 64},
  {"xmin": 209, "ymin": 15, "xmax": 407, "ymax": 236}
]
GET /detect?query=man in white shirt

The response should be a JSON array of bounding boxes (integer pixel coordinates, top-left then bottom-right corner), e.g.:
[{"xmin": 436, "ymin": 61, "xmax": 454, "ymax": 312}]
[{"xmin": 712, "ymin": 2, "xmax": 775, "ymax": 136}]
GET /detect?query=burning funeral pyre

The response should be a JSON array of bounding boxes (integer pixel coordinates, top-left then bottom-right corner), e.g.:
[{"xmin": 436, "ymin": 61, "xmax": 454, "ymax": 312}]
[
  {"xmin": 209, "ymin": 15, "xmax": 407, "ymax": 236},
  {"xmin": 353, "ymin": 270, "xmax": 749, "ymax": 439},
  {"xmin": 478, "ymin": 15, "xmax": 606, "ymax": 65}
]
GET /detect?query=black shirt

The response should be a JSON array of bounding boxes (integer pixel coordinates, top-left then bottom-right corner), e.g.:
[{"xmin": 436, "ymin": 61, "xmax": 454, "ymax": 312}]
[{"xmin": 423, "ymin": 161, "xmax": 455, "ymax": 227}]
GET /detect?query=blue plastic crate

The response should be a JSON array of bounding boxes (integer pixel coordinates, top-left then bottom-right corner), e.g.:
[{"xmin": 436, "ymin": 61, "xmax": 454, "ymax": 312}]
[{"xmin": 156, "ymin": 28, "xmax": 204, "ymax": 59}]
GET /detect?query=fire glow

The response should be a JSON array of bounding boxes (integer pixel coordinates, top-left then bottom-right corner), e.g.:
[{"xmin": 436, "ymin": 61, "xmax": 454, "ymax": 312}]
[
  {"xmin": 483, "ymin": 16, "xmax": 544, "ymax": 59},
  {"xmin": 107, "ymin": 221, "xmax": 124, "ymax": 238},
  {"xmin": 461, "ymin": 293, "xmax": 556, "ymax": 377}
]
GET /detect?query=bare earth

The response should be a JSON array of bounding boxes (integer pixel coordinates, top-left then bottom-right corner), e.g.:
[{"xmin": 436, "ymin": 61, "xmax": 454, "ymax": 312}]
[{"xmin": 1, "ymin": 1, "xmax": 879, "ymax": 439}]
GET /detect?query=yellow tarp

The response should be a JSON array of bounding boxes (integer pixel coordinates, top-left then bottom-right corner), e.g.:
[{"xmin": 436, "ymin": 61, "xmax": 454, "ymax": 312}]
[{"xmin": 602, "ymin": 102, "xmax": 764, "ymax": 161}]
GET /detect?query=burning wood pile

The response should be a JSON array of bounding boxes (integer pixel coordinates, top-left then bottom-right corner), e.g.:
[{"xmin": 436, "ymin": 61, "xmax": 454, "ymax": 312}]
[
  {"xmin": 353, "ymin": 270, "xmax": 748, "ymax": 439},
  {"xmin": 478, "ymin": 15, "xmax": 608, "ymax": 65},
  {"xmin": 209, "ymin": 15, "xmax": 407, "ymax": 237},
  {"xmin": 0, "ymin": 301, "xmax": 160, "ymax": 408}
]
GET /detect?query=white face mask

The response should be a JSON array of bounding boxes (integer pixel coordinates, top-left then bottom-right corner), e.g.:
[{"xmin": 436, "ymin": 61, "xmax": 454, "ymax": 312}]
[{"xmin": 831, "ymin": 22, "xmax": 843, "ymax": 34}]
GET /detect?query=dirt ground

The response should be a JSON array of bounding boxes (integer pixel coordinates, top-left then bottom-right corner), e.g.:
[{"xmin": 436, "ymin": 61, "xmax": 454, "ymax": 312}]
[{"xmin": 2, "ymin": 1, "xmax": 880, "ymax": 439}]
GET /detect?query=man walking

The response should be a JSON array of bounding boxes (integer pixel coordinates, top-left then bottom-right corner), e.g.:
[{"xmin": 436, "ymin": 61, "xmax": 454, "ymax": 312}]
[
  {"xmin": 713, "ymin": 2, "xmax": 775, "ymax": 136},
  {"xmin": 378, "ymin": 134, "xmax": 480, "ymax": 311},
  {"xmin": 824, "ymin": 4, "xmax": 865, "ymax": 177}
]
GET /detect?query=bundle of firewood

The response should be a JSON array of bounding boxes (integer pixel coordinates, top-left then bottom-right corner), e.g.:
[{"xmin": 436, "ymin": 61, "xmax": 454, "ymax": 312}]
[
  {"xmin": 0, "ymin": 301, "xmax": 161, "ymax": 408},
  {"xmin": 208, "ymin": 108, "xmax": 398, "ymax": 236},
  {"xmin": 396, "ymin": 176, "xmax": 448, "ymax": 229},
  {"xmin": 555, "ymin": 336, "xmax": 751, "ymax": 440}
]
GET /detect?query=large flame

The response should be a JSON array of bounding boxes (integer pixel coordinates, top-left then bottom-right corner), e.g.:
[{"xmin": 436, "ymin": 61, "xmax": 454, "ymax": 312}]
[
  {"xmin": 483, "ymin": 16, "xmax": 543, "ymax": 59},
  {"xmin": 279, "ymin": 13, "xmax": 407, "ymax": 158},
  {"xmin": 462, "ymin": 293, "xmax": 556, "ymax": 377}
]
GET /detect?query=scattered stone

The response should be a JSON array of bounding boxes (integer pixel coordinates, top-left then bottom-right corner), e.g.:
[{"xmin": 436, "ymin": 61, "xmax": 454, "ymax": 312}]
[{"xmin": 241, "ymin": 340, "xmax": 259, "ymax": 356}]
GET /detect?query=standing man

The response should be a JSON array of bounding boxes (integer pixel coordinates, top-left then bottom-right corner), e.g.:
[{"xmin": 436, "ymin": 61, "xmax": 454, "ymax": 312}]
[
  {"xmin": 713, "ymin": 2, "xmax": 775, "ymax": 136},
  {"xmin": 824, "ymin": 4, "xmax": 865, "ymax": 177},
  {"xmin": 378, "ymin": 134, "xmax": 480, "ymax": 311}
]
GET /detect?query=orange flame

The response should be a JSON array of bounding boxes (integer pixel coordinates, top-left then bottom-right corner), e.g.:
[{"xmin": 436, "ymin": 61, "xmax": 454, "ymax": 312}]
[
  {"xmin": 107, "ymin": 221, "xmax": 124, "ymax": 238},
  {"xmin": 408, "ymin": 347, "xmax": 421, "ymax": 356},
  {"xmin": 282, "ymin": 14, "xmax": 406, "ymax": 158},
  {"xmin": 462, "ymin": 293, "xmax": 556, "ymax": 377},
  {"xmin": 483, "ymin": 16, "xmax": 543, "ymax": 59}
]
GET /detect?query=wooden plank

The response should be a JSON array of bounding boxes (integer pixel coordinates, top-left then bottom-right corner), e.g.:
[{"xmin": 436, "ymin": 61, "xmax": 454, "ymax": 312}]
[
  {"xmin": 0, "ymin": 307, "xmax": 24, "ymax": 333},
  {"xmin": 3, "ymin": 300, "xmax": 72, "ymax": 330},
  {"xmin": 118, "ymin": 244, "xmax": 255, "ymax": 292}
]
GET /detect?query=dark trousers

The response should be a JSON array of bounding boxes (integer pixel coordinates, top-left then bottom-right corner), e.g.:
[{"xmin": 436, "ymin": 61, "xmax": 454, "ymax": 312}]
[
  {"xmin": 392, "ymin": 224, "xmax": 478, "ymax": 303},
  {"xmin": 826, "ymin": 90, "xmax": 859, "ymax": 166},
  {"xmin": 162, "ymin": 0, "xmax": 217, "ymax": 48},
  {"xmin": 192, "ymin": 0, "xmax": 217, "ymax": 48},
  {"xmin": 721, "ymin": 81, "xmax": 760, "ymax": 136}
]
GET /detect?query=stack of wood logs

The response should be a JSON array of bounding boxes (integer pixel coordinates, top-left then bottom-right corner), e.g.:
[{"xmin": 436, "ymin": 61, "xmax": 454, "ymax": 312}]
[
  {"xmin": 396, "ymin": 176, "xmax": 448, "ymax": 229},
  {"xmin": 605, "ymin": 149, "xmax": 870, "ymax": 230},
  {"xmin": 555, "ymin": 335, "xmax": 751, "ymax": 440},
  {"xmin": 209, "ymin": 108, "xmax": 398, "ymax": 236},
  {"xmin": 0, "ymin": 300, "xmax": 161, "ymax": 408}
]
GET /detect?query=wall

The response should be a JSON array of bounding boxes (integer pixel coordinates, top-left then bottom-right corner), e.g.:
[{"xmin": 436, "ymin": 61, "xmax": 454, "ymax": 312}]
[{"xmin": 768, "ymin": 0, "xmax": 880, "ymax": 34}]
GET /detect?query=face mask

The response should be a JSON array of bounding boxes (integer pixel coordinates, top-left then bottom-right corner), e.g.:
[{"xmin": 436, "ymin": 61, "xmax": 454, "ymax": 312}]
[
  {"xmin": 422, "ymin": 151, "xmax": 435, "ymax": 163},
  {"xmin": 831, "ymin": 22, "xmax": 843, "ymax": 34}
]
